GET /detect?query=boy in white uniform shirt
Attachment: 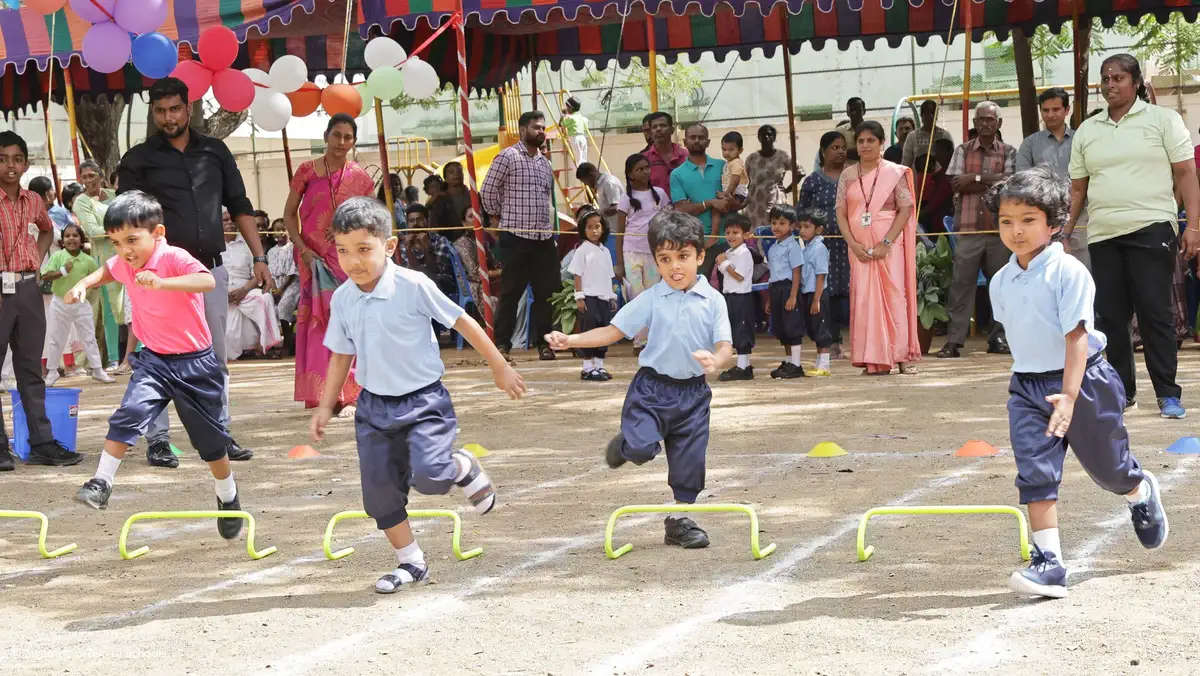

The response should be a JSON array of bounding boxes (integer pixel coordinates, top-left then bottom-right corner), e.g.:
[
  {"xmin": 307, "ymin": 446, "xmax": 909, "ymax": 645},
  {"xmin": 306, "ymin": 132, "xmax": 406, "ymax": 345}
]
[{"xmin": 716, "ymin": 214, "xmax": 756, "ymax": 381}]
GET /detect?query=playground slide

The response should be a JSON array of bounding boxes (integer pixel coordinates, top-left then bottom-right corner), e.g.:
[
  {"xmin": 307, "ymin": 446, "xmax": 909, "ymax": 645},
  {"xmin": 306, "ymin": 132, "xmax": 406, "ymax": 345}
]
[{"xmin": 442, "ymin": 143, "xmax": 501, "ymax": 186}]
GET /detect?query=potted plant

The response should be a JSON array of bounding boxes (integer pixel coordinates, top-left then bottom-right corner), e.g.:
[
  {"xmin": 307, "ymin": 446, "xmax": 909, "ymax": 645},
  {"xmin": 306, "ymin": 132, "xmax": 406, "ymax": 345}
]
[
  {"xmin": 915, "ymin": 237, "xmax": 953, "ymax": 354},
  {"xmin": 549, "ymin": 281, "xmax": 579, "ymax": 334}
]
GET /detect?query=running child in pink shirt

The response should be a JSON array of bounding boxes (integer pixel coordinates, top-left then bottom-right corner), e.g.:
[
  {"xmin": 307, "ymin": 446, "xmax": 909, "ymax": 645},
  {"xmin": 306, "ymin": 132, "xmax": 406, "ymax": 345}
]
[{"xmin": 66, "ymin": 191, "xmax": 247, "ymax": 541}]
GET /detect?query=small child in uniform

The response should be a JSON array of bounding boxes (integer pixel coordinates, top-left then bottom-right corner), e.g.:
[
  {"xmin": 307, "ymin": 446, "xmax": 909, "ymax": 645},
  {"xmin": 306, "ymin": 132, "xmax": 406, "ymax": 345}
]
[
  {"xmin": 310, "ymin": 197, "xmax": 525, "ymax": 594},
  {"xmin": 715, "ymin": 213, "xmax": 756, "ymax": 381},
  {"xmin": 41, "ymin": 223, "xmax": 114, "ymax": 385},
  {"xmin": 546, "ymin": 211, "xmax": 732, "ymax": 549},
  {"xmin": 561, "ymin": 96, "xmax": 590, "ymax": 168},
  {"xmin": 985, "ymin": 167, "xmax": 1167, "ymax": 599},
  {"xmin": 766, "ymin": 205, "xmax": 805, "ymax": 379},
  {"xmin": 568, "ymin": 209, "xmax": 617, "ymax": 381},
  {"xmin": 70, "ymin": 192, "xmax": 246, "ymax": 543},
  {"xmin": 797, "ymin": 209, "xmax": 833, "ymax": 376}
]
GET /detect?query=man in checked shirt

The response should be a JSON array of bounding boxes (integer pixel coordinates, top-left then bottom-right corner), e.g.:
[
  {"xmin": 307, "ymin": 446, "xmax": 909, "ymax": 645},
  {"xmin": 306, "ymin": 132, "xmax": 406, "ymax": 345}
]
[{"xmin": 481, "ymin": 110, "xmax": 560, "ymax": 361}]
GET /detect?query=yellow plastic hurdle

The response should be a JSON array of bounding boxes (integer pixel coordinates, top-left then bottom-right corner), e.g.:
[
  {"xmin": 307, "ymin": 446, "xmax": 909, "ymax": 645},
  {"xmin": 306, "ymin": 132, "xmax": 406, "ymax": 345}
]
[
  {"xmin": 323, "ymin": 509, "xmax": 483, "ymax": 561},
  {"xmin": 0, "ymin": 510, "xmax": 77, "ymax": 559},
  {"xmin": 119, "ymin": 511, "xmax": 278, "ymax": 561},
  {"xmin": 604, "ymin": 504, "xmax": 777, "ymax": 560},
  {"xmin": 857, "ymin": 505, "xmax": 1032, "ymax": 562}
]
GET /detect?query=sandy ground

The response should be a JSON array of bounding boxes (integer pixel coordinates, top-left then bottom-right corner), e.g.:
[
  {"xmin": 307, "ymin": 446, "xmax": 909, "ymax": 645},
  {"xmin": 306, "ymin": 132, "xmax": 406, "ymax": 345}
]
[{"xmin": 2, "ymin": 339, "xmax": 1199, "ymax": 676}]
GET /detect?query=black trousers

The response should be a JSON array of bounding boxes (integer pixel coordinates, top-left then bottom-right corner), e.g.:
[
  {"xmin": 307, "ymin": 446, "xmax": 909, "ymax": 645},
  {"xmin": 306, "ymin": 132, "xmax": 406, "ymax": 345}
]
[
  {"xmin": 494, "ymin": 231, "xmax": 561, "ymax": 350},
  {"xmin": 1090, "ymin": 221, "xmax": 1181, "ymax": 401},
  {"xmin": 1, "ymin": 276, "xmax": 54, "ymax": 449}
]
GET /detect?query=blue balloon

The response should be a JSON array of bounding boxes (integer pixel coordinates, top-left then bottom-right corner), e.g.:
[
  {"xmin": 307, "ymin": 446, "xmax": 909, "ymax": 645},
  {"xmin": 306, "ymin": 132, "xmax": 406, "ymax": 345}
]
[
  {"xmin": 3, "ymin": 0, "xmax": 20, "ymax": 9},
  {"xmin": 131, "ymin": 32, "xmax": 177, "ymax": 80}
]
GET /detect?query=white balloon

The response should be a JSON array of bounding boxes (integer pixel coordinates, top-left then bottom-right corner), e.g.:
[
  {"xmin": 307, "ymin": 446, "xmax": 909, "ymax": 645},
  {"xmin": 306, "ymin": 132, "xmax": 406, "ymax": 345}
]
[
  {"xmin": 268, "ymin": 55, "xmax": 307, "ymax": 94},
  {"xmin": 402, "ymin": 57, "xmax": 439, "ymax": 100},
  {"xmin": 242, "ymin": 68, "xmax": 270, "ymax": 103},
  {"xmin": 364, "ymin": 37, "xmax": 406, "ymax": 72},
  {"xmin": 251, "ymin": 89, "xmax": 292, "ymax": 132}
]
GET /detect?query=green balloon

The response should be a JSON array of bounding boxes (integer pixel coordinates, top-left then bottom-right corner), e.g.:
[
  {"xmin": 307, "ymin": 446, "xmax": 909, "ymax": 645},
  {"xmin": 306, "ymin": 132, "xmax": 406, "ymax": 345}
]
[{"xmin": 367, "ymin": 66, "xmax": 404, "ymax": 102}]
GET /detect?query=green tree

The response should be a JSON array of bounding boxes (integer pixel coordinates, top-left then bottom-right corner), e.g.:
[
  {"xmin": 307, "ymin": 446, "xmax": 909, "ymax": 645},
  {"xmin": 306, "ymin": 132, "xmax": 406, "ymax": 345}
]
[
  {"xmin": 582, "ymin": 56, "xmax": 703, "ymax": 124},
  {"xmin": 991, "ymin": 22, "xmax": 1105, "ymax": 87},
  {"xmin": 1117, "ymin": 12, "xmax": 1200, "ymax": 112}
]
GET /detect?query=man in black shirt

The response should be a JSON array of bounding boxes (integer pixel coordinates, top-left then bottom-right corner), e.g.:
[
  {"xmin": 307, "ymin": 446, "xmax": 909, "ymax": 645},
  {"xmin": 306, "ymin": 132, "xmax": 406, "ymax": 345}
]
[{"xmin": 118, "ymin": 77, "xmax": 271, "ymax": 468}]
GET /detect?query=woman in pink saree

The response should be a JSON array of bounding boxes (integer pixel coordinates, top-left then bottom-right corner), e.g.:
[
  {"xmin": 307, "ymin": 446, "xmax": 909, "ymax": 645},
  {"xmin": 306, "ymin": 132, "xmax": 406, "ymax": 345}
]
[
  {"xmin": 836, "ymin": 121, "xmax": 921, "ymax": 375},
  {"xmin": 283, "ymin": 114, "xmax": 376, "ymax": 410}
]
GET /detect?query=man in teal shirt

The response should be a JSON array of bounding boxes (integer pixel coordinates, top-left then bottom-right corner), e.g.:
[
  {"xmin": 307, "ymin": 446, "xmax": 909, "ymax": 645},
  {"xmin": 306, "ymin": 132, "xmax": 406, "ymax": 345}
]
[{"xmin": 670, "ymin": 124, "xmax": 736, "ymax": 278}]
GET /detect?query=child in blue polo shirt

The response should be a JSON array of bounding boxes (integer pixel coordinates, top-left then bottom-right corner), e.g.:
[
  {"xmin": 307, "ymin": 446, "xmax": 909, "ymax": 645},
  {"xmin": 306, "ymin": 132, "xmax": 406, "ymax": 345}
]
[
  {"xmin": 797, "ymin": 208, "xmax": 833, "ymax": 376},
  {"xmin": 766, "ymin": 204, "xmax": 805, "ymax": 379},
  {"xmin": 546, "ymin": 211, "xmax": 732, "ymax": 550},
  {"xmin": 310, "ymin": 197, "xmax": 526, "ymax": 594},
  {"xmin": 986, "ymin": 167, "xmax": 1167, "ymax": 600}
]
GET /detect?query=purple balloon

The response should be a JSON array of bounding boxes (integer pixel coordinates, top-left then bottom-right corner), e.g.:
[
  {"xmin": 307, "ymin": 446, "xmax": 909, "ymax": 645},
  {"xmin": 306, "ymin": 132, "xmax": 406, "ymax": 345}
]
[
  {"xmin": 82, "ymin": 22, "xmax": 131, "ymax": 74},
  {"xmin": 114, "ymin": 0, "xmax": 166, "ymax": 35},
  {"xmin": 69, "ymin": 0, "xmax": 116, "ymax": 24}
]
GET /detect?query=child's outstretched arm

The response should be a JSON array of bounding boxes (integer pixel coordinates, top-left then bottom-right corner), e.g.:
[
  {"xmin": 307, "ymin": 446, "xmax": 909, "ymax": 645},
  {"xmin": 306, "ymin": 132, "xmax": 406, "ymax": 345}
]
[
  {"xmin": 692, "ymin": 340, "xmax": 732, "ymax": 374},
  {"xmin": 546, "ymin": 325, "xmax": 624, "ymax": 352},
  {"xmin": 1046, "ymin": 324, "xmax": 1088, "ymax": 439},
  {"xmin": 455, "ymin": 313, "xmax": 526, "ymax": 400},
  {"xmin": 64, "ymin": 266, "xmax": 115, "ymax": 304},
  {"xmin": 135, "ymin": 270, "xmax": 216, "ymax": 294},
  {"xmin": 310, "ymin": 353, "xmax": 354, "ymax": 442}
]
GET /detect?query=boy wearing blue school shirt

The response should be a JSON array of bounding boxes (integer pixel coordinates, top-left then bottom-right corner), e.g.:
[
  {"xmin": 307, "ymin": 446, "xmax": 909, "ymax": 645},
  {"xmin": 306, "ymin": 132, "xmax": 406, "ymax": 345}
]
[
  {"xmin": 546, "ymin": 211, "xmax": 732, "ymax": 550},
  {"xmin": 986, "ymin": 167, "xmax": 1167, "ymax": 600},
  {"xmin": 797, "ymin": 208, "xmax": 834, "ymax": 376},
  {"xmin": 766, "ymin": 204, "xmax": 805, "ymax": 379},
  {"xmin": 310, "ymin": 197, "xmax": 526, "ymax": 595}
]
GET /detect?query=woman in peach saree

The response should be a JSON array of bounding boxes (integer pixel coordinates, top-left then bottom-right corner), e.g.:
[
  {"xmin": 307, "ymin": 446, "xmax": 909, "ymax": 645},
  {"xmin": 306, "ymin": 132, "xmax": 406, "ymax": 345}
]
[{"xmin": 835, "ymin": 121, "xmax": 921, "ymax": 375}]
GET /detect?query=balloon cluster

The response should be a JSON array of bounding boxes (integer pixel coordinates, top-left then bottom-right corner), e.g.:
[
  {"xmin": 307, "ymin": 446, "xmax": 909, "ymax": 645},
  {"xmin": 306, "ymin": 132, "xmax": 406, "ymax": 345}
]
[
  {"xmin": 168, "ymin": 27, "xmax": 254, "ymax": 113},
  {"xmin": 363, "ymin": 37, "xmax": 440, "ymax": 102},
  {"xmin": 64, "ymin": 0, "xmax": 175, "ymax": 76}
]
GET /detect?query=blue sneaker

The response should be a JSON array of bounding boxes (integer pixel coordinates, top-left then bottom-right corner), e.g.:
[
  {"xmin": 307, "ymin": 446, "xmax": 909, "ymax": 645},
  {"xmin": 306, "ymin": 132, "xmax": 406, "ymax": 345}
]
[
  {"xmin": 1007, "ymin": 545, "xmax": 1069, "ymax": 599},
  {"xmin": 1129, "ymin": 471, "xmax": 1169, "ymax": 550},
  {"xmin": 1157, "ymin": 397, "xmax": 1186, "ymax": 419}
]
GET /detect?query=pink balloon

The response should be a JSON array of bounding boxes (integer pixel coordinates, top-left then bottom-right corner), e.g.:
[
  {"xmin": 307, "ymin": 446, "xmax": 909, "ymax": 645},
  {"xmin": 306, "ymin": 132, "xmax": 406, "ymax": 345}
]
[
  {"xmin": 198, "ymin": 26, "xmax": 239, "ymax": 72},
  {"xmin": 170, "ymin": 60, "xmax": 213, "ymax": 99},
  {"xmin": 69, "ymin": 0, "xmax": 115, "ymax": 24},
  {"xmin": 114, "ymin": 0, "xmax": 167, "ymax": 35},
  {"xmin": 212, "ymin": 69, "xmax": 254, "ymax": 112},
  {"xmin": 82, "ymin": 22, "xmax": 131, "ymax": 74}
]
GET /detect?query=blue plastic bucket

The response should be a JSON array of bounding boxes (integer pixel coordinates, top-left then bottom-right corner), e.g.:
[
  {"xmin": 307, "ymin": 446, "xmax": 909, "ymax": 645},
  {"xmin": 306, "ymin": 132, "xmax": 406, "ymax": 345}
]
[{"xmin": 9, "ymin": 387, "xmax": 81, "ymax": 461}]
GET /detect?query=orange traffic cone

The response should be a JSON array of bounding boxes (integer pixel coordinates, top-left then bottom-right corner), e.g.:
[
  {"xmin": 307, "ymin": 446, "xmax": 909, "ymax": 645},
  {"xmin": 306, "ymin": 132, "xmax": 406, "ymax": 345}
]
[
  {"xmin": 955, "ymin": 440, "xmax": 999, "ymax": 457},
  {"xmin": 288, "ymin": 445, "xmax": 321, "ymax": 459}
]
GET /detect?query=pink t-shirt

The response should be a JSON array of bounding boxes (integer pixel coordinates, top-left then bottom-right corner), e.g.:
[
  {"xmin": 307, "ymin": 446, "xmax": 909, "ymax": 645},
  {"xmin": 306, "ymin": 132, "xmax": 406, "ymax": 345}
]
[
  {"xmin": 107, "ymin": 240, "xmax": 212, "ymax": 354},
  {"xmin": 617, "ymin": 187, "xmax": 670, "ymax": 254}
]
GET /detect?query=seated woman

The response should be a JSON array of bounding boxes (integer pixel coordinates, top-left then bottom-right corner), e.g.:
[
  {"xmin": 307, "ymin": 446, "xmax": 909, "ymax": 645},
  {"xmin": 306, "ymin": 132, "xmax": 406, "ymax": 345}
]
[{"xmin": 221, "ymin": 210, "xmax": 282, "ymax": 359}]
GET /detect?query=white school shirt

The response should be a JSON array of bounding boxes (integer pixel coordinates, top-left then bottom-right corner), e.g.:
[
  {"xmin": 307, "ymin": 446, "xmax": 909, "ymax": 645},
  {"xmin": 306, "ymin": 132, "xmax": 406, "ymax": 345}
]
[
  {"xmin": 719, "ymin": 243, "xmax": 753, "ymax": 294},
  {"xmin": 567, "ymin": 241, "xmax": 616, "ymax": 300}
]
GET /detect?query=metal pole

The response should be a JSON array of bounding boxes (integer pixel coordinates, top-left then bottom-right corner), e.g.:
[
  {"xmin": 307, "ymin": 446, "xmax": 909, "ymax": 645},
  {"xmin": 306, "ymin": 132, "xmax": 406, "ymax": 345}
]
[
  {"xmin": 455, "ymin": 7, "xmax": 494, "ymax": 339},
  {"xmin": 961, "ymin": 0, "xmax": 973, "ymax": 140},
  {"xmin": 63, "ymin": 68, "xmax": 81, "ymax": 175},
  {"xmin": 646, "ymin": 14, "xmax": 659, "ymax": 112},
  {"xmin": 1072, "ymin": 1, "xmax": 1089, "ymax": 128},
  {"xmin": 375, "ymin": 99, "xmax": 394, "ymax": 225},
  {"xmin": 281, "ymin": 128, "xmax": 294, "ymax": 182},
  {"xmin": 42, "ymin": 102, "xmax": 60, "ymax": 196},
  {"xmin": 780, "ymin": 11, "xmax": 799, "ymax": 203}
]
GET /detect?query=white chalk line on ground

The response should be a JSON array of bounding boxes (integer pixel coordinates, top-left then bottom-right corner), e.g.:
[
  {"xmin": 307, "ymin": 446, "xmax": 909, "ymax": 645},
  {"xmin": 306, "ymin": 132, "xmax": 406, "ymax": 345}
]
[
  {"xmin": 585, "ymin": 461, "xmax": 985, "ymax": 675},
  {"xmin": 924, "ymin": 456, "xmax": 1197, "ymax": 675},
  {"xmin": 264, "ymin": 453, "xmax": 806, "ymax": 675}
]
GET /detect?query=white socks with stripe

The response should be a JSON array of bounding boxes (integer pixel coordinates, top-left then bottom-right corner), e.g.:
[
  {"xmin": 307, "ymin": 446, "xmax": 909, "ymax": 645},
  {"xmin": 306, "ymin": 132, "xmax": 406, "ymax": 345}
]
[
  {"xmin": 1125, "ymin": 480, "xmax": 1149, "ymax": 505},
  {"xmin": 790, "ymin": 346, "xmax": 802, "ymax": 367},
  {"xmin": 455, "ymin": 449, "xmax": 496, "ymax": 514},
  {"xmin": 94, "ymin": 451, "xmax": 121, "ymax": 485},
  {"xmin": 737, "ymin": 354, "xmax": 751, "ymax": 369},
  {"xmin": 394, "ymin": 541, "xmax": 425, "ymax": 567},
  {"xmin": 1032, "ymin": 528, "xmax": 1062, "ymax": 557},
  {"xmin": 816, "ymin": 353, "xmax": 830, "ymax": 370},
  {"xmin": 215, "ymin": 474, "xmax": 237, "ymax": 503},
  {"xmin": 595, "ymin": 358, "xmax": 604, "ymax": 370},
  {"xmin": 582, "ymin": 359, "xmax": 594, "ymax": 372}
]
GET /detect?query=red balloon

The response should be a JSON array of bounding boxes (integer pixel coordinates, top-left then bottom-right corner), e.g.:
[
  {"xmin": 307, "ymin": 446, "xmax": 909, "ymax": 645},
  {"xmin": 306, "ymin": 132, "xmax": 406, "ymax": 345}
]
[
  {"xmin": 170, "ymin": 60, "xmax": 213, "ymax": 99},
  {"xmin": 212, "ymin": 69, "xmax": 254, "ymax": 112},
  {"xmin": 321, "ymin": 84, "xmax": 362, "ymax": 118},
  {"xmin": 286, "ymin": 82, "xmax": 322, "ymax": 118},
  {"xmin": 25, "ymin": 0, "xmax": 66, "ymax": 14},
  {"xmin": 198, "ymin": 26, "xmax": 238, "ymax": 72}
]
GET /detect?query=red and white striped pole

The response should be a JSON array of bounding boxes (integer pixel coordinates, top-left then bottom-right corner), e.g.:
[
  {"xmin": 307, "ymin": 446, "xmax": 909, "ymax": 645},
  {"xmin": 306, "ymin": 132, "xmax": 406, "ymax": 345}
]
[{"xmin": 454, "ymin": 7, "xmax": 494, "ymax": 339}]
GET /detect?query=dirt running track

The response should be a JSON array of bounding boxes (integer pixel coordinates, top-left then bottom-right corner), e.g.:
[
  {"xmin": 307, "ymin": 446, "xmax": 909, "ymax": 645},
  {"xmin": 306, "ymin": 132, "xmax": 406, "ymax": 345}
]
[{"xmin": 2, "ymin": 339, "xmax": 1199, "ymax": 676}]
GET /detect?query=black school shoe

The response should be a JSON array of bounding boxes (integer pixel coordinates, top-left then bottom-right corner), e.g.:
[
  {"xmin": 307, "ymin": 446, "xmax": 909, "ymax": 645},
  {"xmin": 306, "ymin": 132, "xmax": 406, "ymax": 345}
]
[
  {"xmin": 227, "ymin": 441, "xmax": 254, "ymax": 461},
  {"xmin": 581, "ymin": 369, "xmax": 606, "ymax": 382},
  {"xmin": 27, "ymin": 440, "xmax": 82, "ymax": 467},
  {"xmin": 596, "ymin": 368, "xmax": 613, "ymax": 381},
  {"xmin": 147, "ymin": 440, "xmax": 179, "ymax": 468},
  {"xmin": 1129, "ymin": 471, "xmax": 1169, "ymax": 550},
  {"xmin": 664, "ymin": 516, "xmax": 710, "ymax": 549},
  {"xmin": 987, "ymin": 337, "xmax": 1011, "ymax": 355},
  {"xmin": 76, "ymin": 478, "xmax": 112, "ymax": 510},
  {"xmin": 771, "ymin": 362, "xmax": 805, "ymax": 379},
  {"xmin": 0, "ymin": 445, "xmax": 13, "ymax": 472},
  {"xmin": 217, "ymin": 494, "xmax": 244, "ymax": 540},
  {"xmin": 719, "ymin": 366, "xmax": 754, "ymax": 381},
  {"xmin": 605, "ymin": 434, "xmax": 627, "ymax": 469}
]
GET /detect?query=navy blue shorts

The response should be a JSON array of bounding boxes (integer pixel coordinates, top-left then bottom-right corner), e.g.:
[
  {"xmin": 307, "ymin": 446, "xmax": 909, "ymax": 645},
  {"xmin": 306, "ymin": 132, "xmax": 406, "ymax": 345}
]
[
  {"xmin": 769, "ymin": 280, "xmax": 805, "ymax": 346},
  {"xmin": 355, "ymin": 382, "xmax": 459, "ymax": 531},
  {"xmin": 578, "ymin": 296, "xmax": 616, "ymax": 359},
  {"xmin": 1008, "ymin": 355, "xmax": 1144, "ymax": 504},
  {"xmin": 620, "ymin": 367, "xmax": 711, "ymax": 503},
  {"xmin": 106, "ymin": 347, "xmax": 230, "ymax": 462},
  {"xmin": 725, "ymin": 292, "xmax": 756, "ymax": 355},
  {"xmin": 801, "ymin": 290, "xmax": 834, "ymax": 349}
]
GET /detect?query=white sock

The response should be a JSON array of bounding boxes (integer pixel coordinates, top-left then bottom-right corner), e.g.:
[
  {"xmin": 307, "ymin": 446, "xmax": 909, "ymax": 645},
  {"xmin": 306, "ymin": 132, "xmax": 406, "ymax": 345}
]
[
  {"xmin": 595, "ymin": 357, "xmax": 604, "ymax": 369},
  {"xmin": 1032, "ymin": 528, "xmax": 1062, "ymax": 557},
  {"xmin": 94, "ymin": 451, "xmax": 121, "ymax": 485},
  {"xmin": 582, "ymin": 358, "xmax": 594, "ymax": 372},
  {"xmin": 737, "ymin": 354, "xmax": 751, "ymax": 369},
  {"xmin": 1125, "ymin": 480, "xmax": 1149, "ymax": 504},
  {"xmin": 215, "ymin": 474, "xmax": 237, "ymax": 503},
  {"xmin": 790, "ymin": 345, "xmax": 802, "ymax": 366},
  {"xmin": 816, "ymin": 353, "xmax": 830, "ymax": 370},
  {"xmin": 454, "ymin": 451, "xmax": 471, "ymax": 482},
  {"xmin": 394, "ymin": 540, "xmax": 426, "ymax": 567}
]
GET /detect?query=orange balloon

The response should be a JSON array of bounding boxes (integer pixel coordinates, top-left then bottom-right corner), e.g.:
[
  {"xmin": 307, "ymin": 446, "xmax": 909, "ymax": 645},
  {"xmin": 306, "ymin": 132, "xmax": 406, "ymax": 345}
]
[
  {"xmin": 286, "ymin": 82, "xmax": 322, "ymax": 118},
  {"xmin": 321, "ymin": 83, "xmax": 362, "ymax": 118},
  {"xmin": 25, "ymin": 0, "xmax": 66, "ymax": 14}
]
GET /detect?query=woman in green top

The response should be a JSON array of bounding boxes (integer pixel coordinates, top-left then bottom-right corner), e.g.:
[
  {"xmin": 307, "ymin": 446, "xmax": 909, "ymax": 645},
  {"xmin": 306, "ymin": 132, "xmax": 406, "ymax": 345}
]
[
  {"xmin": 40, "ymin": 224, "xmax": 115, "ymax": 385},
  {"xmin": 72, "ymin": 160, "xmax": 124, "ymax": 368}
]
